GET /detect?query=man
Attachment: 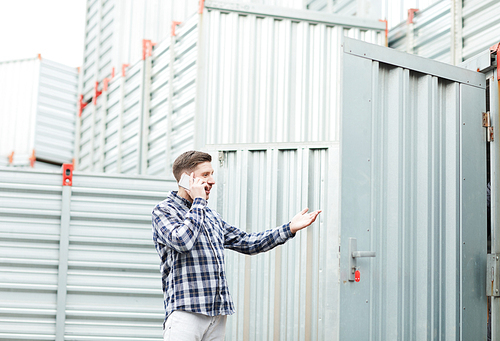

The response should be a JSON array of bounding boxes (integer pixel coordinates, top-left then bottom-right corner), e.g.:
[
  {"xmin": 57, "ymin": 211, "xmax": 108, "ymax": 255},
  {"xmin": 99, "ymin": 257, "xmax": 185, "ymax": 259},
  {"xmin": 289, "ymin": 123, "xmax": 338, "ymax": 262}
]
[{"xmin": 152, "ymin": 150, "xmax": 321, "ymax": 341}]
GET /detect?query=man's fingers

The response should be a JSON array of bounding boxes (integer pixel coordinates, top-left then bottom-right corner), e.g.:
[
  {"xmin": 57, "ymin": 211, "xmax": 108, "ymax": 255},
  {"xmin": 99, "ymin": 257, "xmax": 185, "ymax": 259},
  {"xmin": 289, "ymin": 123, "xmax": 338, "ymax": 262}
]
[{"xmin": 300, "ymin": 208, "xmax": 309, "ymax": 215}]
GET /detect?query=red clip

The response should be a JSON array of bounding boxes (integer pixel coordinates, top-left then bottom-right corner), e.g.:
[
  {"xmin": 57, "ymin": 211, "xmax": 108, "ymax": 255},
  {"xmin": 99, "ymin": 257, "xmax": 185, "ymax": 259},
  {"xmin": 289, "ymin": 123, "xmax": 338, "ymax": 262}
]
[
  {"xmin": 198, "ymin": 0, "xmax": 205, "ymax": 14},
  {"xmin": 103, "ymin": 78, "xmax": 110, "ymax": 91},
  {"xmin": 93, "ymin": 81, "xmax": 103, "ymax": 104},
  {"xmin": 171, "ymin": 21, "xmax": 182, "ymax": 36},
  {"xmin": 62, "ymin": 164, "xmax": 74, "ymax": 186},
  {"xmin": 490, "ymin": 42, "xmax": 500, "ymax": 81},
  {"xmin": 8, "ymin": 151, "xmax": 14, "ymax": 164},
  {"xmin": 29, "ymin": 150, "xmax": 36, "ymax": 168},
  {"xmin": 78, "ymin": 94, "xmax": 88, "ymax": 117},
  {"xmin": 379, "ymin": 19, "xmax": 388, "ymax": 39},
  {"xmin": 37, "ymin": 53, "xmax": 42, "ymax": 60},
  {"xmin": 407, "ymin": 8, "xmax": 419, "ymax": 24},
  {"xmin": 111, "ymin": 67, "xmax": 115, "ymax": 78},
  {"xmin": 122, "ymin": 63, "xmax": 130, "ymax": 77},
  {"xmin": 142, "ymin": 39, "xmax": 156, "ymax": 60},
  {"xmin": 355, "ymin": 270, "xmax": 361, "ymax": 282}
]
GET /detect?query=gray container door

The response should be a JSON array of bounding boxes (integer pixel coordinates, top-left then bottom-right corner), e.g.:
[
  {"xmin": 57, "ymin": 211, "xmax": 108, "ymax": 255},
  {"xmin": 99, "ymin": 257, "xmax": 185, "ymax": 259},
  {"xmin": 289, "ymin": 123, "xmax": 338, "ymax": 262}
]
[{"xmin": 339, "ymin": 38, "xmax": 487, "ymax": 340}]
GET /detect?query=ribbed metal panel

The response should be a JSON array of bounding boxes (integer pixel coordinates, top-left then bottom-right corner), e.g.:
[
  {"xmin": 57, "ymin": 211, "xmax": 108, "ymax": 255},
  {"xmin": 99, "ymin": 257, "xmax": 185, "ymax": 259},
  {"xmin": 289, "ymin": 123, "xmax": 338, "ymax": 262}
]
[
  {"xmin": 102, "ymin": 74, "xmax": 125, "ymax": 173},
  {"xmin": 201, "ymin": 4, "xmax": 385, "ymax": 145},
  {"xmin": 389, "ymin": 0, "xmax": 500, "ymax": 65},
  {"xmin": 388, "ymin": 1, "xmax": 451, "ymax": 62},
  {"xmin": 146, "ymin": 14, "xmax": 199, "ymax": 176},
  {"xmin": 116, "ymin": 61, "xmax": 144, "ymax": 174},
  {"xmin": 77, "ymin": 59, "xmax": 145, "ymax": 174},
  {"xmin": 462, "ymin": 0, "xmax": 500, "ymax": 61},
  {"xmin": 64, "ymin": 172, "xmax": 175, "ymax": 340},
  {"xmin": 0, "ymin": 169, "xmax": 62, "ymax": 340},
  {"xmin": 81, "ymin": 0, "xmax": 199, "ymax": 98},
  {"xmin": 77, "ymin": 3, "xmax": 386, "ymax": 176},
  {"xmin": 340, "ymin": 37, "xmax": 486, "ymax": 340},
  {"xmin": 331, "ymin": 0, "xmax": 356, "ymax": 15},
  {"xmin": 0, "ymin": 58, "xmax": 78, "ymax": 167},
  {"xmin": 0, "ymin": 58, "xmax": 38, "ymax": 160},
  {"xmin": 307, "ymin": 0, "xmax": 330, "ymax": 11},
  {"xmin": 0, "ymin": 168, "xmax": 177, "ymax": 339},
  {"xmin": 208, "ymin": 145, "xmax": 335, "ymax": 341},
  {"xmin": 36, "ymin": 60, "xmax": 79, "ymax": 164}
]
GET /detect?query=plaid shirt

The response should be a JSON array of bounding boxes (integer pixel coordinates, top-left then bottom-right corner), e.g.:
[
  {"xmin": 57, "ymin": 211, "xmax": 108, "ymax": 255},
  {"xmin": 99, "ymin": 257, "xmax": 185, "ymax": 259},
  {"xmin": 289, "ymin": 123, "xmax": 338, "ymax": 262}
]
[{"xmin": 152, "ymin": 191, "xmax": 294, "ymax": 323}]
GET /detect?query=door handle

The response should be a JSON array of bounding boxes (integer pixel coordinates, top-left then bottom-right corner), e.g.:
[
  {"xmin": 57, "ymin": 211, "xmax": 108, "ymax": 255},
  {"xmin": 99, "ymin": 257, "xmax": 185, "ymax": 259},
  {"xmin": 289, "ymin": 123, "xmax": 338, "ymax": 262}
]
[
  {"xmin": 349, "ymin": 238, "xmax": 376, "ymax": 281},
  {"xmin": 352, "ymin": 251, "xmax": 376, "ymax": 258}
]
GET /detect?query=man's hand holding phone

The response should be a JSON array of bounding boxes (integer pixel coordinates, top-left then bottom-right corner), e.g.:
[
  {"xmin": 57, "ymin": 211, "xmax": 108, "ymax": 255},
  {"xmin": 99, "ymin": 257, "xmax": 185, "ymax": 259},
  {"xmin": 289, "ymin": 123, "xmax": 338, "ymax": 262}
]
[{"xmin": 180, "ymin": 172, "xmax": 208, "ymax": 201}]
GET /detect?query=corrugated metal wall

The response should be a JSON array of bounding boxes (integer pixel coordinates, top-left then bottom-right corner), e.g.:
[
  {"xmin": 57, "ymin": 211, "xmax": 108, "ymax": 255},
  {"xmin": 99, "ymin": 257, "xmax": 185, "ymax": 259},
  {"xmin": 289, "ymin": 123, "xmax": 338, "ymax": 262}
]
[
  {"xmin": 80, "ymin": 0, "xmax": 310, "ymax": 101},
  {"xmin": 76, "ymin": 2, "xmax": 386, "ymax": 175},
  {"xmin": 208, "ymin": 145, "xmax": 337, "ymax": 341},
  {"xmin": 340, "ymin": 37, "xmax": 487, "ymax": 340},
  {"xmin": 0, "ymin": 170, "xmax": 62, "ymax": 339},
  {"xmin": 146, "ymin": 14, "xmax": 200, "ymax": 176},
  {"xmin": 200, "ymin": 2, "xmax": 385, "ymax": 145},
  {"xmin": 0, "ymin": 57, "xmax": 78, "ymax": 167},
  {"xmin": 307, "ymin": 0, "xmax": 442, "ymax": 28},
  {"xmin": 0, "ymin": 167, "xmax": 177, "ymax": 340},
  {"xmin": 389, "ymin": 0, "xmax": 451, "ymax": 62},
  {"xmin": 77, "ymin": 58, "xmax": 145, "ymax": 173},
  {"xmin": 204, "ymin": 38, "xmax": 488, "ymax": 341},
  {"xmin": 81, "ymin": 0, "xmax": 199, "ymax": 99},
  {"xmin": 388, "ymin": 0, "xmax": 500, "ymax": 64}
]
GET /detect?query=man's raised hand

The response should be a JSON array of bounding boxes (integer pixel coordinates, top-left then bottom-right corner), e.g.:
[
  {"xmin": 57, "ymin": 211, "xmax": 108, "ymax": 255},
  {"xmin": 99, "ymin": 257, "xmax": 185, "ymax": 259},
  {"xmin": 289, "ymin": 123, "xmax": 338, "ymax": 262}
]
[{"xmin": 289, "ymin": 208, "xmax": 322, "ymax": 234}]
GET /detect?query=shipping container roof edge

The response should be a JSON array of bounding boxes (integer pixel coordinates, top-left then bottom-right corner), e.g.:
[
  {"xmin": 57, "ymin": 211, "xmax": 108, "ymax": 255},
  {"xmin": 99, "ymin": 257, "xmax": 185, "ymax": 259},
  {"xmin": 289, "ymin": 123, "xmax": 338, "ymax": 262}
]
[
  {"xmin": 460, "ymin": 48, "xmax": 495, "ymax": 73},
  {"xmin": 344, "ymin": 37, "xmax": 486, "ymax": 88},
  {"xmin": 0, "ymin": 166, "xmax": 176, "ymax": 182},
  {"xmin": 204, "ymin": 141, "xmax": 338, "ymax": 152},
  {"xmin": 204, "ymin": 0, "xmax": 386, "ymax": 31}
]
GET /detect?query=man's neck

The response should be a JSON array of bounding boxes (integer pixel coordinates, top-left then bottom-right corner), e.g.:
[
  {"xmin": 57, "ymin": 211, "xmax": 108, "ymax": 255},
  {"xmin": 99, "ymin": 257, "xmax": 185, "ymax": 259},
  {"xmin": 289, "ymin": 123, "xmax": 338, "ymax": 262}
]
[{"xmin": 177, "ymin": 188, "xmax": 193, "ymax": 203}]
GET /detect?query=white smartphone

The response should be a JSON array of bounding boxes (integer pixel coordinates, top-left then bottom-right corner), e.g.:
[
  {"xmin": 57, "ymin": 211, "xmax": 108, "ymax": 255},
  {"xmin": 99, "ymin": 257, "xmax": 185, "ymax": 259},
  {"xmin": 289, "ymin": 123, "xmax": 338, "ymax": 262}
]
[{"xmin": 178, "ymin": 173, "xmax": 190, "ymax": 190}]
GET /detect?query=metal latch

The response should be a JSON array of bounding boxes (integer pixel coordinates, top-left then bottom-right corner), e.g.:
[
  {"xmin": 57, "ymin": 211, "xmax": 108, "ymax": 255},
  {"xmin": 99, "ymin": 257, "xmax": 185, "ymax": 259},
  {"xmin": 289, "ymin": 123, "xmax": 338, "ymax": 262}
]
[
  {"xmin": 483, "ymin": 112, "xmax": 494, "ymax": 142},
  {"xmin": 348, "ymin": 237, "xmax": 376, "ymax": 282},
  {"xmin": 487, "ymin": 254, "xmax": 500, "ymax": 297},
  {"xmin": 218, "ymin": 151, "xmax": 224, "ymax": 167}
]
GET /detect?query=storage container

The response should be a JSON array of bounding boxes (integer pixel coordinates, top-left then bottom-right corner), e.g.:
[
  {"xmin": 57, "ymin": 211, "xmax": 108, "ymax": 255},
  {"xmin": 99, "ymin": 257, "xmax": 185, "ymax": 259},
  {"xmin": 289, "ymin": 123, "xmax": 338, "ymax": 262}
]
[
  {"xmin": 206, "ymin": 36, "xmax": 488, "ymax": 340},
  {"xmin": 0, "ymin": 57, "xmax": 78, "ymax": 166},
  {"xmin": 81, "ymin": 0, "xmax": 309, "ymax": 101},
  {"xmin": 75, "ymin": 1, "xmax": 387, "ymax": 175},
  {"xmin": 0, "ymin": 167, "xmax": 176, "ymax": 340},
  {"xmin": 1, "ymin": 37, "xmax": 492, "ymax": 338}
]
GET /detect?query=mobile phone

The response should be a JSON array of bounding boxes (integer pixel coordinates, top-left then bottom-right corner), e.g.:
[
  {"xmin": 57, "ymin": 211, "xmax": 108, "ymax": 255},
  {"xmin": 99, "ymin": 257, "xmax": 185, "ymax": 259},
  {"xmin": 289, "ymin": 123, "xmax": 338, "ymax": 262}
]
[{"xmin": 178, "ymin": 173, "xmax": 190, "ymax": 190}]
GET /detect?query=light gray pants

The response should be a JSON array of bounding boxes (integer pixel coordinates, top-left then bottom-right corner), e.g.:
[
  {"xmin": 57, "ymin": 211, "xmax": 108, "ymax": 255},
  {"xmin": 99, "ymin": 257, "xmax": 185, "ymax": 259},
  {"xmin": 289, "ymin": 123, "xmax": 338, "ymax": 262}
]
[{"xmin": 163, "ymin": 310, "xmax": 227, "ymax": 341}]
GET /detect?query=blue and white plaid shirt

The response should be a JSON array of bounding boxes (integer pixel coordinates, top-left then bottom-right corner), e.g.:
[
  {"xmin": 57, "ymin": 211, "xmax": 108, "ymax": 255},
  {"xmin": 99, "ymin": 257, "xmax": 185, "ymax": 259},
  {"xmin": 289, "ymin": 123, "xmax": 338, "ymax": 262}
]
[{"xmin": 152, "ymin": 191, "xmax": 294, "ymax": 324}]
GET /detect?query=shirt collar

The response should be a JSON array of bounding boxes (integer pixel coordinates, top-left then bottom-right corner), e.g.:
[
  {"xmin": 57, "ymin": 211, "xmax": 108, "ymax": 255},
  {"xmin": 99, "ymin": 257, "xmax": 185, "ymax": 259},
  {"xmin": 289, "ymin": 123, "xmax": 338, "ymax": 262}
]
[{"xmin": 169, "ymin": 191, "xmax": 193, "ymax": 209}]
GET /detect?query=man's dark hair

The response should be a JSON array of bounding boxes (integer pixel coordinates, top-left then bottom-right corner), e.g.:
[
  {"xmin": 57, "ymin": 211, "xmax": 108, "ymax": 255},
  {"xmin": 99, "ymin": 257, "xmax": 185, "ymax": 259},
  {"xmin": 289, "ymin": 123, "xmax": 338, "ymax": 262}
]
[{"xmin": 172, "ymin": 151, "xmax": 212, "ymax": 182}]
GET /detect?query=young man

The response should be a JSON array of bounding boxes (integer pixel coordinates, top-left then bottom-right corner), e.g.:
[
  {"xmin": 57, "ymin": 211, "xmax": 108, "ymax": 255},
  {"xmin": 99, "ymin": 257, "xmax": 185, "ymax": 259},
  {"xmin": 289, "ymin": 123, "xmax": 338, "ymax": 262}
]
[{"xmin": 152, "ymin": 151, "xmax": 321, "ymax": 341}]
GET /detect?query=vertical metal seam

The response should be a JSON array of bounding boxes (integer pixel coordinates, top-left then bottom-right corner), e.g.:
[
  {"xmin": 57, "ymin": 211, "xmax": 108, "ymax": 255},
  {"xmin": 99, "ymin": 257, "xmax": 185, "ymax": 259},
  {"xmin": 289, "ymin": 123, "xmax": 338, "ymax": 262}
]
[
  {"xmin": 140, "ymin": 56, "xmax": 152, "ymax": 174},
  {"xmin": 116, "ymin": 76, "xmax": 126, "ymax": 173},
  {"xmin": 165, "ymin": 35, "xmax": 175, "ymax": 172},
  {"xmin": 98, "ymin": 87, "xmax": 108, "ymax": 171},
  {"xmin": 55, "ymin": 185, "xmax": 72, "ymax": 340}
]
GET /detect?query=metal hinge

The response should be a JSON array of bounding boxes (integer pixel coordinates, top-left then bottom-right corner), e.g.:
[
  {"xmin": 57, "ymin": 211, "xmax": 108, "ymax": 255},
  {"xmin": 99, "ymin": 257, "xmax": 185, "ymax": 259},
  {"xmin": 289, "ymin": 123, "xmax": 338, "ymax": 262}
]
[
  {"xmin": 486, "ymin": 254, "xmax": 500, "ymax": 297},
  {"xmin": 218, "ymin": 151, "xmax": 224, "ymax": 167},
  {"xmin": 483, "ymin": 112, "xmax": 494, "ymax": 142}
]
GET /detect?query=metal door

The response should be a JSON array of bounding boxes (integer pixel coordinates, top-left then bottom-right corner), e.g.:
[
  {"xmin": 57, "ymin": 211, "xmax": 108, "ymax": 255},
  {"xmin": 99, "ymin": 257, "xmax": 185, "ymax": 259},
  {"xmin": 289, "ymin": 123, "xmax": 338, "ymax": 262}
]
[{"xmin": 339, "ymin": 38, "xmax": 487, "ymax": 340}]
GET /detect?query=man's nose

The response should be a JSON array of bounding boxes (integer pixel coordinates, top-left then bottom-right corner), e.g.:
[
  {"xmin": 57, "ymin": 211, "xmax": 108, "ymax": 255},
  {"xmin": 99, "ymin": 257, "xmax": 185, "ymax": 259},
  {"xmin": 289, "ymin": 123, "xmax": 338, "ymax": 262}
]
[{"xmin": 208, "ymin": 175, "xmax": 215, "ymax": 184}]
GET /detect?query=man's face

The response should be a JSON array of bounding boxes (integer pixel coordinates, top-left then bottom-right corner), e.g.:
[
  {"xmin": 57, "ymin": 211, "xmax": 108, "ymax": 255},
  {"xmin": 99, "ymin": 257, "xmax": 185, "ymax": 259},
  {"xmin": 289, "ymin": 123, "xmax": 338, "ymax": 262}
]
[{"xmin": 192, "ymin": 161, "xmax": 215, "ymax": 199}]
